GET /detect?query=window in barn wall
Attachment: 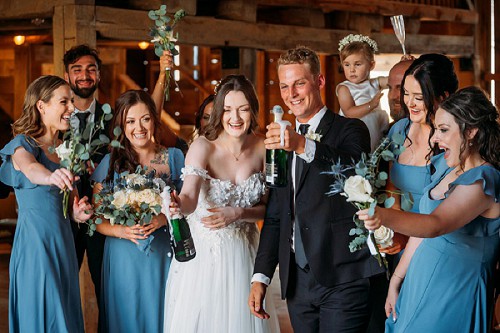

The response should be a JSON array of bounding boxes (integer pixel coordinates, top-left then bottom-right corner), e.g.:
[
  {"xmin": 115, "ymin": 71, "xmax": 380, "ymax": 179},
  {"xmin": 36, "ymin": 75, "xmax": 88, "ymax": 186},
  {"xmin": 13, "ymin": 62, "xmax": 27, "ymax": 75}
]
[
  {"xmin": 193, "ymin": 46, "xmax": 199, "ymax": 80},
  {"xmin": 491, "ymin": 0, "xmax": 496, "ymax": 103}
]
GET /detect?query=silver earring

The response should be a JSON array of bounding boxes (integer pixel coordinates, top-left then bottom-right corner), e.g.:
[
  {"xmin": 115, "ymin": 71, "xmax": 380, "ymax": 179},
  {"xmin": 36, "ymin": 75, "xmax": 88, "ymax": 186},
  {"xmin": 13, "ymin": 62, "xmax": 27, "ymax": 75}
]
[{"xmin": 469, "ymin": 141, "xmax": 473, "ymax": 147}]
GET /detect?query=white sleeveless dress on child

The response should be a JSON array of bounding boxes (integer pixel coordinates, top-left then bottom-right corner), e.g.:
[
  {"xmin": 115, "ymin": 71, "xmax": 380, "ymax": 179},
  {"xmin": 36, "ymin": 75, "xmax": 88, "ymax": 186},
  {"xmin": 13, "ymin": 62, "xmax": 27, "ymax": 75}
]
[
  {"xmin": 337, "ymin": 78, "xmax": 389, "ymax": 151},
  {"xmin": 163, "ymin": 165, "xmax": 280, "ymax": 333}
]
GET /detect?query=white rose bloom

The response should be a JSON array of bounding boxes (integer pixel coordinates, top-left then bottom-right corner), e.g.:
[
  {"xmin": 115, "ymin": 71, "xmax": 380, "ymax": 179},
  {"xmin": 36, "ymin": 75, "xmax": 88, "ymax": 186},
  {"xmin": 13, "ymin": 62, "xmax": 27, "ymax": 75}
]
[
  {"xmin": 126, "ymin": 174, "xmax": 147, "ymax": 187},
  {"xmin": 341, "ymin": 175, "xmax": 374, "ymax": 203},
  {"xmin": 374, "ymin": 226, "xmax": 394, "ymax": 248},
  {"xmin": 55, "ymin": 141, "xmax": 72, "ymax": 161},
  {"xmin": 111, "ymin": 190, "xmax": 127, "ymax": 208}
]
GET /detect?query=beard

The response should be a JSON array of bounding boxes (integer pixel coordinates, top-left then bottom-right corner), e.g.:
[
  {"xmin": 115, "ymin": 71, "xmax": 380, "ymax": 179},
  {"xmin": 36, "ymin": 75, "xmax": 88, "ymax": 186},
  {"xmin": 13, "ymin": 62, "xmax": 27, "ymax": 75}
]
[{"xmin": 69, "ymin": 79, "xmax": 97, "ymax": 99}]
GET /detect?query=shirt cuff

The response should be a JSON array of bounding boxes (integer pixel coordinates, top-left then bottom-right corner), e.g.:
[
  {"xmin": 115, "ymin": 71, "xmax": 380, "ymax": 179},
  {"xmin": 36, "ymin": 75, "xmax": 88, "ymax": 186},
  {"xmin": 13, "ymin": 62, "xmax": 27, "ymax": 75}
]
[
  {"xmin": 297, "ymin": 138, "xmax": 315, "ymax": 163},
  {"xmin": 251, "ymin": 273, "xmax": 271, "ymax": 286}
]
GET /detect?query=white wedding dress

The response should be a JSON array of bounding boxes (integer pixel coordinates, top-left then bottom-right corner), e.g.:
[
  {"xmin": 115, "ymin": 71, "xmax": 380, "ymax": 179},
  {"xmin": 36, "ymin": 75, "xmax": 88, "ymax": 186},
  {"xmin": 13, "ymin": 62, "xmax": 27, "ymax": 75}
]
[{"xmin": 164, "ymin": 165, "xmax": 279, "ymax": 333}]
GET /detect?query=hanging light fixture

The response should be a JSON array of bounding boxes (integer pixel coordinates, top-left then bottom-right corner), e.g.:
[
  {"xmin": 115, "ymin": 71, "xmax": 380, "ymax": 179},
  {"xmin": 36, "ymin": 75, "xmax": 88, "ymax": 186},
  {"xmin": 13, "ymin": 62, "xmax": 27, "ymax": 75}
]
[
  {"xmin": 13, "ymin": 35, "xmax": 25, "ymax": 45},
  {"xmin": 138, "ymin": 41, "xmax": 150, "ymax": 50}
]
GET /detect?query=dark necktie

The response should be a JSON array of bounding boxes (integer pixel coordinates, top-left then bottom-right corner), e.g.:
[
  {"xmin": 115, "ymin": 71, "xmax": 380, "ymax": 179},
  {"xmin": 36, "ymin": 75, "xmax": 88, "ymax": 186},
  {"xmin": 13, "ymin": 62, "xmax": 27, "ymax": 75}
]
[
  {"xmin": 75, "ymin": 112, "xmax": 89, "ymax": 133},
  {"xmin": 294, "ymin": 123, "xmax": 310, "ymax": 269}
]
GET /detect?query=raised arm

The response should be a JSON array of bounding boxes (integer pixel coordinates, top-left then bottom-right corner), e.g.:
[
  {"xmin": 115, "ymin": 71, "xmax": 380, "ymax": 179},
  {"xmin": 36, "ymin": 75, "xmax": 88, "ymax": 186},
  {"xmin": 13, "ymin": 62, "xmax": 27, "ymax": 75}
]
[
  {"xmin": 151, "ymin": 51, "xmax": 173, "ymax": 115},
  {"xmin": 359, "ymin": 181, "xmax": 497, "ymax": 237},
  {"xmin": 12, "ymin": 146, "xmax": 75, "ymax": 190}
]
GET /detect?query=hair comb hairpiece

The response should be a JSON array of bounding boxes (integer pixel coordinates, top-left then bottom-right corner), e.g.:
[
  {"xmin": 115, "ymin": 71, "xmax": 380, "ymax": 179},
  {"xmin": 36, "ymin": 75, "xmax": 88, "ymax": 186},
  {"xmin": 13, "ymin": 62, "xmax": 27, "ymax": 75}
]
[
  {"xmin": 338, "ymin": 34, "xmax": 379, "ymax": 53},
  {"xmin": 213, "ymin": 80, "xmax": 222, "ymax": 95}
]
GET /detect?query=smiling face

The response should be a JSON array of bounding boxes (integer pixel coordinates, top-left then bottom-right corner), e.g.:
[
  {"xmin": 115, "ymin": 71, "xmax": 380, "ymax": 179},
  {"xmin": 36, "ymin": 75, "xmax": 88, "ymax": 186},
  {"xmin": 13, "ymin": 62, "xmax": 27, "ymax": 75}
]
[
  {"xmin": 64, "ymin": 55, "xmax": 100, "ymax": 99},
  {"xmin": 124, "ymin": 102, "xmax": 155, "ymax": 150},
  {"xmin": 403, "ymin": 75, "xmax": 428, "ymax": 124},
  {"xmin": 278, "ymin": 63, "xmax": 325, "ymax": 123},
  {"xmin": 432, "ymin": 108, "xmax": 465, "ymax": 167},
  {"xmin": 222, "ymin": 91, "xmax": 252, "ymax": 138},
  {"xmin": 342, "ymin": 51, "xmax": 374, "ymax": 84},
  {"xmin": 38, "ymin": 85, "xmax": 74, "ymax": 133}
]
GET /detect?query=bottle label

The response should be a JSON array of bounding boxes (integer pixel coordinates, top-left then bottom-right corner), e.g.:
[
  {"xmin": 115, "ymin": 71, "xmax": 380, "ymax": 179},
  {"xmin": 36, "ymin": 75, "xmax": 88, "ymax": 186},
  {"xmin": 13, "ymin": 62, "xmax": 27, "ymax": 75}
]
[{"xmin": 265, "ymin": 162, "xmax": 277, "ymax": 183}]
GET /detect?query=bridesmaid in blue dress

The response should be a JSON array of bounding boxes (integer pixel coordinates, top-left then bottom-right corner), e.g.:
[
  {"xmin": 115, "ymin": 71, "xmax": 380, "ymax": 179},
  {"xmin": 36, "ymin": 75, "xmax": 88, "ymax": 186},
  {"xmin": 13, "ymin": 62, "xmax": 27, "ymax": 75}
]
[
  {"xmin": 91, "ymin": 90, "xmax": 184, "ymax": 333},
  {"xmin": 0, "ymin": 76, "xmax": 92, "ymax": 332},
  {"xmin": 359, "ymin": 86, "xmax": 500, "ymax": 332},
  {"xmin": 381, "ymin": 54, "xmax": 458, "ymax": 321}
]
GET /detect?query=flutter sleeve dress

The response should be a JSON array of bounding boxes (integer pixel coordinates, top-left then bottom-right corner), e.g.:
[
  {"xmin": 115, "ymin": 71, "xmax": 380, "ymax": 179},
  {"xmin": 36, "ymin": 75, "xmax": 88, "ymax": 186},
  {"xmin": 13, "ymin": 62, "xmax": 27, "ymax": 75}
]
[
  {"xmin": 386, "ymin": 165, "xmax": 500, "ymax": 333},
  {"xmin": 0, "ymin": 134, "xmax": 84, "ymax": 333}
]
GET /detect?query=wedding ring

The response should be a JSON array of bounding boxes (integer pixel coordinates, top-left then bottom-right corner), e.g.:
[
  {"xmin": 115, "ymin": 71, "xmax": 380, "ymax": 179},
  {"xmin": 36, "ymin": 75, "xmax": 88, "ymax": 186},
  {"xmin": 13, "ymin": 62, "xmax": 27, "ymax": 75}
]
[{"xmin": 165, "ymin": 67, "xmax": 171, "ymax": 71}]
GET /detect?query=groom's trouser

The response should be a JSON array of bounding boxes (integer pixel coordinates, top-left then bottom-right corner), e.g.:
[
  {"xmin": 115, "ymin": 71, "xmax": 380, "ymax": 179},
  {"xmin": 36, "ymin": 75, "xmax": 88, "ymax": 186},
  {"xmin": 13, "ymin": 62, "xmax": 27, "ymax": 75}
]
[{"xmin": 286, "ymin": 262, "xmax": 370, "ymax": 333}]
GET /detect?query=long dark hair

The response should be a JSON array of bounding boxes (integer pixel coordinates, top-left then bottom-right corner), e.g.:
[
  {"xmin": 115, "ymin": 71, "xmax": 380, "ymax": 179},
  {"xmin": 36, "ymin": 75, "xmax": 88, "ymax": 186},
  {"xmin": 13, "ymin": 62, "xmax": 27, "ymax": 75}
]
[
  {"xmin": 203, "ymin": 75, "xmax": 259, "ymax": 141},
  {"xmin": 401, "ymin": 54, "xmax": 458, "ymax": 158},
  {"xmin": 194, "ymin": 94, "xmax": 215, "ymax": 135},
  {"xmin": 107, "ymin": 90, "xmax": 161, "ymax": 180},
  {"xmin": 439, "ymin": 86, "xmax": 500, "ymax": 170}
]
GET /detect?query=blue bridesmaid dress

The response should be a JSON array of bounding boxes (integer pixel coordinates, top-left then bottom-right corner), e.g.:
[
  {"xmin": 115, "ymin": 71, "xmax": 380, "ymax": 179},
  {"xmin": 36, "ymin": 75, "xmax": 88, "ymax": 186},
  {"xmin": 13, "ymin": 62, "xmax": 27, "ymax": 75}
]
[
  {"xmin": 91, "ymin": 149, "xmax": 184, "ymax": 333},
  {"xmin": 388, "ymin": 118, "xmax": 431, "ymax": 213},
  {"xmin": 386, "ymin": 165, "xmax": 500, "ymax": 332},
  {"xmin": 0, "ymin": 135, "xmax": 84, "ymax": 333}
]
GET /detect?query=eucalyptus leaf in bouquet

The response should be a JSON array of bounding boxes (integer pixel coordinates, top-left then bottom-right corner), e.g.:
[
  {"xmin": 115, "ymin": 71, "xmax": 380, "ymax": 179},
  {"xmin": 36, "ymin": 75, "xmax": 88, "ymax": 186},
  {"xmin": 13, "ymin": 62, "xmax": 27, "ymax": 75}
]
[
  {"xmin": 89, "ymin": 166, "xmax": 174, "ymax": 254},
  {"xmin": 49, "ymin": 103, "xmax": 122, "ymax": 218},
  {"xmin": 323, "ymin": 134, "xmax": 412, "ymax": 271},
  {"xmin": 148, "ymin": 4, "xmax": 186, "ymax": 101}
]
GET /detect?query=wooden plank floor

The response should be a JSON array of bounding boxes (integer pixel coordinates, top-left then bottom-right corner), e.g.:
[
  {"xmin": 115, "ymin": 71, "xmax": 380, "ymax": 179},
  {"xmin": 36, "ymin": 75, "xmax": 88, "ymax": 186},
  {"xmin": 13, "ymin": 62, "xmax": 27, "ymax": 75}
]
[{"xmin": 0, "ymin": 253, "xmax": 292, "ymax": 333}]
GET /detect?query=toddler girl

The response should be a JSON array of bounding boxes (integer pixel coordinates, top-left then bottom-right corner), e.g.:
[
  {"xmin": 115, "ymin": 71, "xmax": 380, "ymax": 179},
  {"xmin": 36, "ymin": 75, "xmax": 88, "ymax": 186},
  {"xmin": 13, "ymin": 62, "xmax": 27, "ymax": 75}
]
[{"xmin": 336, "ymin": 34, "xmax": 389, "ymax": 151}]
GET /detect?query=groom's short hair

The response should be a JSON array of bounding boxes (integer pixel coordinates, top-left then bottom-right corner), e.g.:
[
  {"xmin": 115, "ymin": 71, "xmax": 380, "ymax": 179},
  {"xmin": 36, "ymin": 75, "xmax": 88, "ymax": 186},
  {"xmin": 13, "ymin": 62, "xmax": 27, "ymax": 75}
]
[{"xmin": 277, "ymin": 46, "xmax": 321, "ymax": 76}]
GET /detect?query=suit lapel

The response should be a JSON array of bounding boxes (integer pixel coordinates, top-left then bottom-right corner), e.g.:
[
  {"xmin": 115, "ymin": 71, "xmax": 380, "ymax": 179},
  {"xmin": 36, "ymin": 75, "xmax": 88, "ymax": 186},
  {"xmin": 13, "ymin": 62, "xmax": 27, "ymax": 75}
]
[{"xmin": 295, "ymin": 109, "xmax": 335, "ymax": 191}]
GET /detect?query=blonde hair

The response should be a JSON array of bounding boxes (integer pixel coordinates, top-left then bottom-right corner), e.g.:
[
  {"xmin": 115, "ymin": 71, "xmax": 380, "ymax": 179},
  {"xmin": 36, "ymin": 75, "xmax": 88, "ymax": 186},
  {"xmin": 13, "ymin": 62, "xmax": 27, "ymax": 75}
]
[
  {"xmin": 277, "ymin": 45, "xmax": 321, "ymax": 76},
  {"xmin": 12, "ymin": 75, "xmax": 68, "ymax": 138}
]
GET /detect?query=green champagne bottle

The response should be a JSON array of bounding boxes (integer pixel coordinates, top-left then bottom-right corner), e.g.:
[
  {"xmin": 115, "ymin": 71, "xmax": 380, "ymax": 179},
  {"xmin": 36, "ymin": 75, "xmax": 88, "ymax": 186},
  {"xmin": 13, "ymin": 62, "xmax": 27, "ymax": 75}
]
[
  {"xmin": 170, "ymin": 213, "xmax": 196, "ymax": 262},
  {"xmin": 265, "ymin": 105, "xmax": 289, "ymax": 187}
]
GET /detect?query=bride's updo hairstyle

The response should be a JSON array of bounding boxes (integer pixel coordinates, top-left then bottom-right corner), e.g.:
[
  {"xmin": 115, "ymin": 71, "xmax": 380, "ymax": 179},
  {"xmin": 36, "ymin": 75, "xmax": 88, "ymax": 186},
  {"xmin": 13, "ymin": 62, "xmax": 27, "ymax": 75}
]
[
  {"xmin": 203, "ymin": 74, "xmax": 259, "ymax": 141},
  {"xmin": 439, "ymin": 86, "xmax": 500, "ymax": 170},
  {"xmin": 107, "ymin": 89, "xmax": 162, "ymax": 180}
]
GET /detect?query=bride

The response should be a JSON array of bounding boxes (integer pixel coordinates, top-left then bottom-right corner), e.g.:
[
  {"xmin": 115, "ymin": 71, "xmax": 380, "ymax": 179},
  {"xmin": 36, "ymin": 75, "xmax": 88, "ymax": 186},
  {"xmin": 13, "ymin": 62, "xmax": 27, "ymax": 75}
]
[{"xmin": 164, "ymin": 75, "xmax": 279, "ymax": 333}]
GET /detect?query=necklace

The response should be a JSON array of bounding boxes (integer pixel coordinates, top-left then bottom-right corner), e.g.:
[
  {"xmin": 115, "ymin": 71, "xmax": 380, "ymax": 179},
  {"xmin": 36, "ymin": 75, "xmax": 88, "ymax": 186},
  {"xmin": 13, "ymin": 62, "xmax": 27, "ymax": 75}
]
[{"xmin": 221, "ymin": 143, "xmax": 244, "ymax": 161}]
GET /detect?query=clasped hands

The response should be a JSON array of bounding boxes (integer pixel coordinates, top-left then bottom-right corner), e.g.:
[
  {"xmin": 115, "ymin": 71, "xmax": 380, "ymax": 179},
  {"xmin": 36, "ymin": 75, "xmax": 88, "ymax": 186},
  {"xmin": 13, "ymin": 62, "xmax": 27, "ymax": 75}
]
[{"xmin": 169, "ymin": 192, "xmax": 241, "ymax": 230}]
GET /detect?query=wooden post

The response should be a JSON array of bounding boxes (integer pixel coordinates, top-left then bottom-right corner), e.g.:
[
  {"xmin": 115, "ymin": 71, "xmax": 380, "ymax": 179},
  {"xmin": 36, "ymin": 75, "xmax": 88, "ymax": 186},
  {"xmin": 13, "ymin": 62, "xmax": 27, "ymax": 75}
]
[{"xmin": 53, "ymin": 4, "xmax": 99, "ymax": 333}]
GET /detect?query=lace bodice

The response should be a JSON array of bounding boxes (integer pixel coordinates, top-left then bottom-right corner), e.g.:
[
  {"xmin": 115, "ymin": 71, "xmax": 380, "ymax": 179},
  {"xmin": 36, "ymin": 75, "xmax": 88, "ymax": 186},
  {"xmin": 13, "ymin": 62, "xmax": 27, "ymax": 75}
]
[
  {"xmin": 180, "ymin": 165, "xmax": 266, "ymax": 252},
  {"xmin": 182, "ymin": 165, "xmax": 266, "ymax": 209}
]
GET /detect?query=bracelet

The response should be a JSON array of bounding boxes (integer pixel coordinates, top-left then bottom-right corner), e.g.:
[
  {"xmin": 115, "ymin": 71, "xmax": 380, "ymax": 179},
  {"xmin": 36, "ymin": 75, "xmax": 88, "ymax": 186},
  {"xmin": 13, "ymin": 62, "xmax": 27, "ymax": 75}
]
[{"xmin": 392, "ymin": 272, "xmax": 404, "ymax": 280}]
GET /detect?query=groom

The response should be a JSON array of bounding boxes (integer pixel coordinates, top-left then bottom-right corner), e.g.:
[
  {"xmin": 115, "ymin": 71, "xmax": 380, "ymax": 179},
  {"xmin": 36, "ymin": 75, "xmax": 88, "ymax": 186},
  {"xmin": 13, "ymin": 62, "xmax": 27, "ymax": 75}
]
[{"xmin": 249, "ymin": 46, "xmax": 384, "ymax": 332}]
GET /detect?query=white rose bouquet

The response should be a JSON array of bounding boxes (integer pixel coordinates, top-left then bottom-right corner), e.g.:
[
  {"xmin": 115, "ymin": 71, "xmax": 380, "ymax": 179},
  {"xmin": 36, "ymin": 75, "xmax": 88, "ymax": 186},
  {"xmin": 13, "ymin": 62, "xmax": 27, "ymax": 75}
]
[
  {"xmin": 324, "ymin": 135, "xmax": 411, "ymax": 271},
  {"xmin": 89, "ymin": 166, "xmax": 172, "ymax": 253},
  {"xmin": 50, "ymin": 103, "xmax": 121, "ymax": 218}
]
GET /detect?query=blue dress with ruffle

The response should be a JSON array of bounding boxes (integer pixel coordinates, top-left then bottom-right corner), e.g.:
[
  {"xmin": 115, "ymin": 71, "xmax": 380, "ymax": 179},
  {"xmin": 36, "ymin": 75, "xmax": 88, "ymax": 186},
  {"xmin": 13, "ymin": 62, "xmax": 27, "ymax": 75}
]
[
  {"xmin": 388, "ymin": 119, "xmax": 432, "ymax": 213},
  {"xmin": 91, "ymin": 151, "xmax": 184, "ymax": 333},
  {"xmin": 0, "ymin": 135, "xmax": 84, "ymax": 333},
  {"xmin": 386, "ymin": 165, "xmax": 500, "ymax": 332}
]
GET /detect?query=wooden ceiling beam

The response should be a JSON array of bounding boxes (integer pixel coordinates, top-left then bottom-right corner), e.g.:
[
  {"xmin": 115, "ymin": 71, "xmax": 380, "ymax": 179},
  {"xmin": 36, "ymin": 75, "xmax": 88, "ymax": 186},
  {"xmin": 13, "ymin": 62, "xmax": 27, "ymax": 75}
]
[
  {"xmin": 95, "ymin": 6, "xmax": 473, "ymax": 56},
  {"xmin": 0, "ymin": 0, "xmax": 94, "ymax": 20},
  {"xmin": 317, "ymin": 0, "xmax": 478, "ymax": 24}
]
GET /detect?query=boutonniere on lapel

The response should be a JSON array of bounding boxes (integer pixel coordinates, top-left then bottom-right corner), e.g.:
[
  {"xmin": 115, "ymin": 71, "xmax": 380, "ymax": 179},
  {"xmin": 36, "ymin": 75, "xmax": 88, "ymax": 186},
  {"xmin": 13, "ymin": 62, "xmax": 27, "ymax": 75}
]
[{"xmin": 305, "ymin": 129, "xmax": 322, "ymax": 142}]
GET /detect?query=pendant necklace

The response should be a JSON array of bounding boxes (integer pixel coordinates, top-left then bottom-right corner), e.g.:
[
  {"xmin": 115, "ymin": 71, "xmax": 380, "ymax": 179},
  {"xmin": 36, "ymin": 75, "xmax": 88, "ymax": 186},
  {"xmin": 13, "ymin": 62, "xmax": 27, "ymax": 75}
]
[{"xmin": 221, "ymin": 143, "xmax": 244, "ymax": 161}]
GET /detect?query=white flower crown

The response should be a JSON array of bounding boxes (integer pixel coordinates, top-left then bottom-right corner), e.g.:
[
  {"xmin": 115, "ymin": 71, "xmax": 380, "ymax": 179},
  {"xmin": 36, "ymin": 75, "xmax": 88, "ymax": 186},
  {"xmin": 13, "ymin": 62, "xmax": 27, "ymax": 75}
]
[{"xmin": 338, "ymin": 34, "xmax": 379, "ymax": 53}]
